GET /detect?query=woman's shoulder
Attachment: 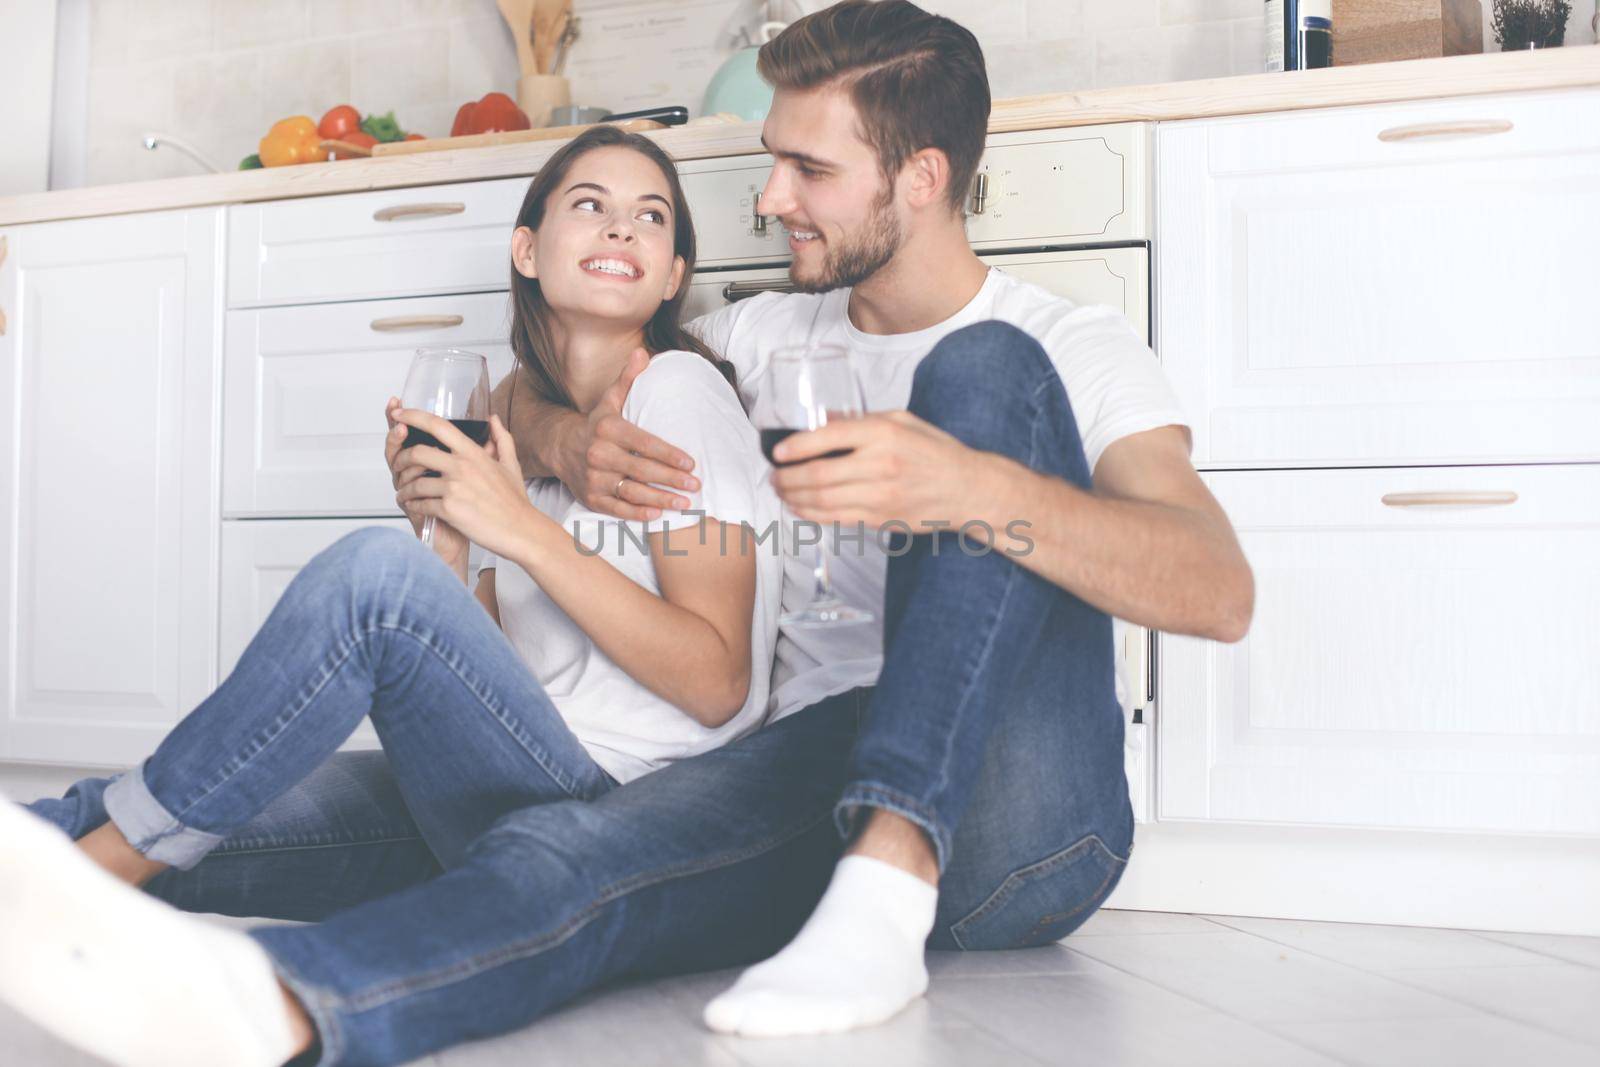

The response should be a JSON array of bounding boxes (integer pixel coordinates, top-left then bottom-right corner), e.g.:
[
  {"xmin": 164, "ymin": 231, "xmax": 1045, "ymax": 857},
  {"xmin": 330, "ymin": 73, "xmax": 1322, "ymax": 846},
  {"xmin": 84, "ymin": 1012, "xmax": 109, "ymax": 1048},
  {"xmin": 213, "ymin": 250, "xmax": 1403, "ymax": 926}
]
[{"xmin": 624, "ymin": 350, "xmax": 742, "ymax": 418}]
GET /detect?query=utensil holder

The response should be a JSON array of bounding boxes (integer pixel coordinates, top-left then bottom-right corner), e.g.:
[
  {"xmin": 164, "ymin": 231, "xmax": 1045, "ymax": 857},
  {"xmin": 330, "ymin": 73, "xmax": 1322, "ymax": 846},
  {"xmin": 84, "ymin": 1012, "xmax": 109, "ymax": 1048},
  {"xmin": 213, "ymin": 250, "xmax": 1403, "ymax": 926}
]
[{"xmin": 518, "ymin": 74, "xmax": 572, "ymax": 128}]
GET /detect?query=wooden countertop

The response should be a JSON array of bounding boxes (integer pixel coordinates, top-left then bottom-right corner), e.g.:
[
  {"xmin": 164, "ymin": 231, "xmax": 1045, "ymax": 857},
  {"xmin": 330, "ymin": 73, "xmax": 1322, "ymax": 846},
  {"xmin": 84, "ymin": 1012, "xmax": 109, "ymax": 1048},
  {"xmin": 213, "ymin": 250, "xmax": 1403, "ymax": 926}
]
[{"xmin": 4, "ymin": 46, "xmax": 1597, "ymax": 227}]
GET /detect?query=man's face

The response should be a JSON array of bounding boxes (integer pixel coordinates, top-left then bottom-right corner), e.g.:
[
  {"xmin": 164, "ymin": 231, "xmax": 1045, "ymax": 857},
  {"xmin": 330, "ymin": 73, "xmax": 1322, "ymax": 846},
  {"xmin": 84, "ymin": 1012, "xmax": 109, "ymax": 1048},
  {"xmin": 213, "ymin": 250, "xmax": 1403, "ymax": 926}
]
[{"xmin": 758, "ymin": 86, "xmax": 905, "ymax": 294}]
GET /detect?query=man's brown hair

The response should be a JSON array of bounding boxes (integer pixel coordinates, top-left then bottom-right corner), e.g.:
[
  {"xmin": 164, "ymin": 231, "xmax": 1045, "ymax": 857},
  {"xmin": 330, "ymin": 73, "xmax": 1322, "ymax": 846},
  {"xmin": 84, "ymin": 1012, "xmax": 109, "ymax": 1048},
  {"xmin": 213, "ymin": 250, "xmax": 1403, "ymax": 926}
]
[{"xmin": 757, "ymin": 0, "xmax": 990, "ymax": 214}]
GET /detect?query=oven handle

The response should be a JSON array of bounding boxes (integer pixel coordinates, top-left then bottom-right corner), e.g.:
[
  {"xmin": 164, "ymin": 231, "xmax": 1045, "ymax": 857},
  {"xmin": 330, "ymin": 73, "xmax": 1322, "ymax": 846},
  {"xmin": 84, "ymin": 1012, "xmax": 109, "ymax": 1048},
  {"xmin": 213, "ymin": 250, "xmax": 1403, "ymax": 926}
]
[{"xmin": 721, "ymin": 279, "xmax": 798, "ymax": 302}]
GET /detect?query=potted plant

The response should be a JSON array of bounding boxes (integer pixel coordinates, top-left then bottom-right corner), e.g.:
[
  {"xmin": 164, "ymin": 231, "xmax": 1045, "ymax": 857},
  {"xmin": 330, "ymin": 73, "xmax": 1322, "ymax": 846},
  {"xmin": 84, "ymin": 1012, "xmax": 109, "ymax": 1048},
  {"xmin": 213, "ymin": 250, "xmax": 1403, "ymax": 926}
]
[{"xmin": 1491, "ymin": 0, "xmax": 1572, "ymax": 48}]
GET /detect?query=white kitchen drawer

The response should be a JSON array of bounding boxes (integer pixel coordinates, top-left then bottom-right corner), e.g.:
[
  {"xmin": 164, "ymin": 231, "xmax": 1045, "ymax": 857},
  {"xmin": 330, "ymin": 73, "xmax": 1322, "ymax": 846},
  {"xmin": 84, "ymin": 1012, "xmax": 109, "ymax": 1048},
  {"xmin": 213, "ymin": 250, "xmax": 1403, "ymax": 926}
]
[
  {"xmin": 224, "ymin": 292, "xmax": 517, "ymax": 517},
  {"xmin": 227, "ymin": 177, "xmax": 527, "ymax": 308},
  {"xmin": 1157, "ymin": 87, "xmax": 1600, "ymax": 468},
  {"xmin": 1158, "ymin": 462, "xmax": 1600, "ymax": 837},
  {"xmin": 966, "ymin": 124, "xmax": 1152, "ymax": 248},
  {"xmin": 220, "ymin": 518, "xmax": 411, "ymax": 752}
]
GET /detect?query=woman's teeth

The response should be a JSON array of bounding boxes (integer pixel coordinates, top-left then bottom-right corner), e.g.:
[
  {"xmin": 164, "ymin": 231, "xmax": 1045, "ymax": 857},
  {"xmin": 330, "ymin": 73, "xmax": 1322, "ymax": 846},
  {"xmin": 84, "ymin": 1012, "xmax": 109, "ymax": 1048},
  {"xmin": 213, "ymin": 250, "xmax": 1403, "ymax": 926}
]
[{"xmin": 582, "ymin": 258, "xmax": 639, "ymax": 278}]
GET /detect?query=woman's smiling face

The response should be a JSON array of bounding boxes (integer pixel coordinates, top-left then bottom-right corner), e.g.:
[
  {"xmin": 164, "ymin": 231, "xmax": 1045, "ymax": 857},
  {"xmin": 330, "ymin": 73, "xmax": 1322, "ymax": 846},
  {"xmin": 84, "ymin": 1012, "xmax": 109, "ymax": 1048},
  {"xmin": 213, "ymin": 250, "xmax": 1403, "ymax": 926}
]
[{"xmin": 512, "ymin": 145, "xmax": 687, "ymax": 331}]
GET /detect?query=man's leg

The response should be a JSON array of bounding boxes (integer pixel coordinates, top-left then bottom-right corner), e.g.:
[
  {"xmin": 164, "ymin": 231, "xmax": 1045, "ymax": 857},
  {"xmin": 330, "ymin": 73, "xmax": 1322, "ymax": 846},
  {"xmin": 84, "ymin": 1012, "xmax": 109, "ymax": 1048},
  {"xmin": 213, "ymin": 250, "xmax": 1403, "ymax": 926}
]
[
  {"xmin": 706, "ymin": 320, "xmax": 1133, "ymax": 1034},
  {"xmin": 1, "ymin": 692, "xmax": 864, "ymax": 1067}
]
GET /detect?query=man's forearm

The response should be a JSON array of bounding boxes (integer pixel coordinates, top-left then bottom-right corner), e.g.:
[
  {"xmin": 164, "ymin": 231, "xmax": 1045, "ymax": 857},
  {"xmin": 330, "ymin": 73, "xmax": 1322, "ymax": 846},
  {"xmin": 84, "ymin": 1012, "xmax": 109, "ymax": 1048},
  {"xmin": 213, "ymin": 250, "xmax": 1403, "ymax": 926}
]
[
  {"xmin": 494, "ymin": 367, "xmax": 576, "ymax": 480},
  {"xmin": 972, "ymin": 454, "xmax": 1253, "ymax": 642}
]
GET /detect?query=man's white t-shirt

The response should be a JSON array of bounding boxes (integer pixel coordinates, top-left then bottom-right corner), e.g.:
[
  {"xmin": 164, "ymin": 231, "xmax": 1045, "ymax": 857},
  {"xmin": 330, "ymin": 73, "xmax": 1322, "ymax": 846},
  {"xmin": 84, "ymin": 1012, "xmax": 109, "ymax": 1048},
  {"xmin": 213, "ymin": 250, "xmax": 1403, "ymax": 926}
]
[
  {"xmin": 687, "ymin": 267, "xmax": 1192, "ymax": 722},
  {"xmin": 480, "ymin": 351, "xmax": 783, "ymax": 784}
]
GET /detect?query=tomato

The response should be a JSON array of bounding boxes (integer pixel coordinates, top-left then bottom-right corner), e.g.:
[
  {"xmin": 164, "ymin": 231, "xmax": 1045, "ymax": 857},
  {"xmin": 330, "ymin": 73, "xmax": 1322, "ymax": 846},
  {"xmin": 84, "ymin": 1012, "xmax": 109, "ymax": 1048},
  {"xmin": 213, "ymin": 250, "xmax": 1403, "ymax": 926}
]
[
  {"xmin": 327, "ymin": 130, "xmax": 378, "ymax": 160},
  {"xmin": 318, "ymin": 105, "xmax": 361, "ymax": 141}
]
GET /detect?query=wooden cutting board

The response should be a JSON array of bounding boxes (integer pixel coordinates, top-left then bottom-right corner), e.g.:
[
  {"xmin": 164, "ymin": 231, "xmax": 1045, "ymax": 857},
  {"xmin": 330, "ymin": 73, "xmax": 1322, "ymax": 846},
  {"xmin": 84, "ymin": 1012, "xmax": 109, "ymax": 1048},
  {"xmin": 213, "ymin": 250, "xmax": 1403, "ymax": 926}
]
[{"xmin": 370, "ymin": 118, "xmax": 666, "ymax": 157}]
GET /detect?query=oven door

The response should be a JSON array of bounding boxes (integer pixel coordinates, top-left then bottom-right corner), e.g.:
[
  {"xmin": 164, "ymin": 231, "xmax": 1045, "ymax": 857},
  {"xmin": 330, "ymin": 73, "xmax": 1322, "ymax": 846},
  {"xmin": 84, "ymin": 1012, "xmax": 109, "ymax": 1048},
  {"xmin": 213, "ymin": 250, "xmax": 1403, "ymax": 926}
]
[{"xmin": 686, "ymin": 245, "xmax": 1149, "ymax": 342}]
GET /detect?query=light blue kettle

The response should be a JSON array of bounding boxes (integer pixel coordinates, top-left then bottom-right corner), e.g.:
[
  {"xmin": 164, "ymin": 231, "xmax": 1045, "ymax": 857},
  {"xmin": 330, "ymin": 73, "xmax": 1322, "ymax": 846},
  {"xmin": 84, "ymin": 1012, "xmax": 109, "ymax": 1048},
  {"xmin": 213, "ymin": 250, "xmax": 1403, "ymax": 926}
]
[{"xmin": 701, "ymin": 21, "xmax": 786, "ymax": 122}]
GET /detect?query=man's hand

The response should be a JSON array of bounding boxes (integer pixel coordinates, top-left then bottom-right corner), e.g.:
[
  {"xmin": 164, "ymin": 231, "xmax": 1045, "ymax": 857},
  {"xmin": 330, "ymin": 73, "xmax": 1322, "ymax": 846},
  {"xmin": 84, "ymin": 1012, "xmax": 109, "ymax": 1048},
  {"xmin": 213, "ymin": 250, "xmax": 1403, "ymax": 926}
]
[
  {"xmin": 385, "ymin": 397, "xmax": 468, "ymax": 567},
  {"xmin": 771, "ymin": 411, "xmax": 996, "ymax": 531},
  {"xmin": 556, "ymin": 348, "xmax": 700, "ymax": 521}
]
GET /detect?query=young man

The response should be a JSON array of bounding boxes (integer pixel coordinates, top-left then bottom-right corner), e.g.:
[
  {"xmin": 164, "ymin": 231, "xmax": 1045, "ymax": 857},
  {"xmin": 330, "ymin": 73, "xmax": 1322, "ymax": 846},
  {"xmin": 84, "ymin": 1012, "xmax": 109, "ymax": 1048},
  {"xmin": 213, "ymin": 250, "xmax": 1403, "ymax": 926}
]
[
  {"xmin": 509, "ymin": 0, "xmax": 1252, "ymax": 1038},
  {"xmin": 0, "ymin": 3, "xmax": 1250, "ymax": 1065}
]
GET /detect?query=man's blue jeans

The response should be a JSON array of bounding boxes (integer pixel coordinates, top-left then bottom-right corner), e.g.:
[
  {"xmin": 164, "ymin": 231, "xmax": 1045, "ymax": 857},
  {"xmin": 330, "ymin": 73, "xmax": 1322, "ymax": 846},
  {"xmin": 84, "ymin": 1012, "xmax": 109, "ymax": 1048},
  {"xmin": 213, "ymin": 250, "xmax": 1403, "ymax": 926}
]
[{"xmin": 26, "ymin": 321, "xmax": 1132, "ymax": 1067}]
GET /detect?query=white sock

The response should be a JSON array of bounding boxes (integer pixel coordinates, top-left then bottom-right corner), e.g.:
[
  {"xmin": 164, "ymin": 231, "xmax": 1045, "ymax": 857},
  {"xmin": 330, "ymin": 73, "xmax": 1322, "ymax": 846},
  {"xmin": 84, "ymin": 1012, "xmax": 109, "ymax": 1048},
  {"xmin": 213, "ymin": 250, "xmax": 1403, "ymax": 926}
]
[
  {"xmin": 0, "ymin": 803, "xmax": 303, "ymax": 1067},
  {"xmin": 703, "ymin": 854, "xmax": 937, "ymax": 1037}
]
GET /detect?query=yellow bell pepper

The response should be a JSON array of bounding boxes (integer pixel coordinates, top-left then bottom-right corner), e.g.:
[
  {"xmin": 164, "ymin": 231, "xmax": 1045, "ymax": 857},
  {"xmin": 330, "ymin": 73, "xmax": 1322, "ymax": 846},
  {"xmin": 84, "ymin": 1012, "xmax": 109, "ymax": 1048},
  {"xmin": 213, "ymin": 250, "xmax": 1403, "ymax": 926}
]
[{"xmin": 259, "ymin": 116, "xmax": 324, "ymax": 167}]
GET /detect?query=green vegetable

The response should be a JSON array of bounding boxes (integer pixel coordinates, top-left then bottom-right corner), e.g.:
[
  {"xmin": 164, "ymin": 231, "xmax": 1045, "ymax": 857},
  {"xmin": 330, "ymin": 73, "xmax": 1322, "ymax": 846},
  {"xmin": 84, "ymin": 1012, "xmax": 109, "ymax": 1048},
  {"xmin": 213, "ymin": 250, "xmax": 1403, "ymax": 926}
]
[
  {"xmin": 238, "ymin": 153, "xmax": 262, "ymax": 170},
  {"xmin": 360, "ymin": 111, "xmax": 405, "ymax": 143}
]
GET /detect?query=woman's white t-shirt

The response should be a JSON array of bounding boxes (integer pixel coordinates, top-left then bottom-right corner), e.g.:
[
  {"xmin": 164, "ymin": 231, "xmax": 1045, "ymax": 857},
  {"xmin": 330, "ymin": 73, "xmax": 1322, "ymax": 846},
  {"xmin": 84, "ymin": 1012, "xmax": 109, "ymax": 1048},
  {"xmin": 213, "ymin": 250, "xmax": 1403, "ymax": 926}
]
[
  {"xmin": 686, "ymin": 267, "xmax": 1193, "ymax": 722},
  {"xmin": 479, "ymin": 350, "xmax": 782, "ymax": 784}
]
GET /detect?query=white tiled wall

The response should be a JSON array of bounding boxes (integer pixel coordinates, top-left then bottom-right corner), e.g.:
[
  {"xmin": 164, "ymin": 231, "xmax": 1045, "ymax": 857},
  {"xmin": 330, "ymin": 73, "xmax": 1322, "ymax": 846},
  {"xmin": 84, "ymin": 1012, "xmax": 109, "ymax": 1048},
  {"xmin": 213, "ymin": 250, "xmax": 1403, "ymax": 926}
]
[{"xmin": 74, "ymin": 0, "xmax": 1595, "ymax": 188}]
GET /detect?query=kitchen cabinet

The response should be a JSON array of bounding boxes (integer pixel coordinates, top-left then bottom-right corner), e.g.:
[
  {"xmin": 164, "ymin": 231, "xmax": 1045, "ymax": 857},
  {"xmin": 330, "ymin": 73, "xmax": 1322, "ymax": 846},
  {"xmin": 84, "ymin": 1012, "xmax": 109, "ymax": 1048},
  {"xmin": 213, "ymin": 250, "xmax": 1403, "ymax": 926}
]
[
  {"xmin": 1139, "ymin": 89, "xmax": 1600, "ymax": 933},
  {"xmin": 222, "ymin": 292, "xmax": 516, "ymax": 518},
  {"xmin": 1156, "ymin": 87, "xmax": 1600, "ymax": 469},
  {"xmin": 1158, "ymin": 464, "xmax": 1600, "ymax": 836},
  {"xmin": 0, "ymin": 210, "xmax": 223, "ymax": 766}
]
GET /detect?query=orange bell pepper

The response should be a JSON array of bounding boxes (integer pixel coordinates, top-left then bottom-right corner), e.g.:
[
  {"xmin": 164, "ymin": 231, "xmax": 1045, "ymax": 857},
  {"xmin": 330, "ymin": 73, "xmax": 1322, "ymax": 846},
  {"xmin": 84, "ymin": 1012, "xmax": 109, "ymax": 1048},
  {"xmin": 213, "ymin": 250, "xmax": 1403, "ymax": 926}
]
[{"xmin": 259, "ymin": 116, "xmax": 324, "ymax": 167}]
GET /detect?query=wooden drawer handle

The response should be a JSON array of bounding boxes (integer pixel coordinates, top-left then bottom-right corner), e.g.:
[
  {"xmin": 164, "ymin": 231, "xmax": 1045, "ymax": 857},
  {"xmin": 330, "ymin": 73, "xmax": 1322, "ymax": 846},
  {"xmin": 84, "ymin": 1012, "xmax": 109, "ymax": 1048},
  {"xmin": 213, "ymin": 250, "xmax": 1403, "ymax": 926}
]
[
  {"xmin": 372, "ymin": 202, "xmax": 466, "ymax": 222},
  {"xmin": 370, "ymin": 314, "xmax": 465, "ymax": 332},
  {"xmin": 1377, "ymin": 120, "xmax": 1513, "ymax": 143},
  {"xmin": 1381, "ymin": 491, "xmax": 1518, "ymax": 508}
]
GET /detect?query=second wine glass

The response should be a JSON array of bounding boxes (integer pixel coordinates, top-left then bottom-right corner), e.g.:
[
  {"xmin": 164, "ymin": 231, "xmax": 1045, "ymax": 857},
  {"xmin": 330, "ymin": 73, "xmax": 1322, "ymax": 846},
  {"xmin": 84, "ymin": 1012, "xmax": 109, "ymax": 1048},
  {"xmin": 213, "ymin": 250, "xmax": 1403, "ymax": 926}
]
[
  {"xmin": 399, "ymin": 347, "xmax": 492, "ymax": 548},
  {"xmin": 755, "ymin": 343, "xmax": 874, "ymax": 628}
]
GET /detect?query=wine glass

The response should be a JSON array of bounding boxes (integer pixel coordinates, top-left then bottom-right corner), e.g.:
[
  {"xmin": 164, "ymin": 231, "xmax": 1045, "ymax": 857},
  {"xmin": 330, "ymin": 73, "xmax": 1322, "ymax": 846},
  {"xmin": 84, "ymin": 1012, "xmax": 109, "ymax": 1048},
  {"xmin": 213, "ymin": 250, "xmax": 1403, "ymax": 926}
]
[
  {"xmin": 399, "ymin": 347, "xmax": 492, "ymax": 548},
  {"xmin": 754, "ymin": 343, "xmax": 874, "ymax": 628}
]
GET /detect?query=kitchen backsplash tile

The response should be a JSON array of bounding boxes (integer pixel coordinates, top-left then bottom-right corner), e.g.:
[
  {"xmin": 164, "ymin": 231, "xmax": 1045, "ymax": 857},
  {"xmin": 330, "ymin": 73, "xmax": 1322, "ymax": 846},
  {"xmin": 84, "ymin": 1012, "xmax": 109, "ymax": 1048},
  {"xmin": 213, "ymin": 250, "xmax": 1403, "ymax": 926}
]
[{"xmin": 78, "ymin": 0, "xmax": 1274, "ymax": 186}]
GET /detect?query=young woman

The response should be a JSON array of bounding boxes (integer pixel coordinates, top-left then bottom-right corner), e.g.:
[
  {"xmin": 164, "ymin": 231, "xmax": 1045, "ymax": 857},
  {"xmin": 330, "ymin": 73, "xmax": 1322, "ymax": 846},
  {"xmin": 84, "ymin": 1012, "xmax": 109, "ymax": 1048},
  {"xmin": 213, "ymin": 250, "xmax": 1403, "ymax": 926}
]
[{"xmin": 1, "ymin": 125, "xmax": 781, "ymax": 1067}]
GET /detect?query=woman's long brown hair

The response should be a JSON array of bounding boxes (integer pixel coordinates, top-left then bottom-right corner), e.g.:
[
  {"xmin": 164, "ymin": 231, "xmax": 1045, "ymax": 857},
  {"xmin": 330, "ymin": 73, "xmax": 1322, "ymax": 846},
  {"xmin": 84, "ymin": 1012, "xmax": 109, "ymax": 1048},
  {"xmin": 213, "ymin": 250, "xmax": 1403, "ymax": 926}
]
[{"xmin": 507, "ymin": 125, "xmax": 735, "ymax": 413}]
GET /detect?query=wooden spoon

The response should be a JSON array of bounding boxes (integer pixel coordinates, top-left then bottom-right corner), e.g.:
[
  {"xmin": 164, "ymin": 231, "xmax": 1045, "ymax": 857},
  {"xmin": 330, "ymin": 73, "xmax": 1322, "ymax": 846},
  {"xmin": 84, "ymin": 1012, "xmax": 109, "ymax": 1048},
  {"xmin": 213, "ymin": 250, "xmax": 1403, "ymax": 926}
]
[
  {"xmin": 319, "ymin": 138, "xmax": 372, "ymax": 159},
  {"xmin": 496, "ymin": 0, "xmax": 538, "ymax": 78},
  {"xmin": 532, "ymin": 0, "xmax": 570, "ymax": 75}
]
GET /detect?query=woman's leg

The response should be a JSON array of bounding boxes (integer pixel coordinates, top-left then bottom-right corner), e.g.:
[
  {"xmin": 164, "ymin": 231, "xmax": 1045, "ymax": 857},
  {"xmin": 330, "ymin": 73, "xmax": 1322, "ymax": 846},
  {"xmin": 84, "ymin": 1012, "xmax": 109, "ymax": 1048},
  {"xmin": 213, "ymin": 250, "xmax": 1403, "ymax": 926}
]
[
  {"xmin": 24, "ymin": 751, "xmax": 442, "ymax": 919},
  {"xmin": 28, "ymin": 525, "xmax": 611, "ymax": 882}
]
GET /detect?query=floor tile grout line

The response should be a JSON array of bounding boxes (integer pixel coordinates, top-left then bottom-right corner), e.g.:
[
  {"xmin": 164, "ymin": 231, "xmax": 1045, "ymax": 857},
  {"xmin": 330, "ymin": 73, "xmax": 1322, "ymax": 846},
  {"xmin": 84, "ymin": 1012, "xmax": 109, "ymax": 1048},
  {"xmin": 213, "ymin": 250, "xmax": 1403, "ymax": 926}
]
[
  {"xmin": 1192, "ymin": 917, "xmax": 1598, "ymax": 1045},
  {"xmin": 1463, "ymin": 929, "xmax": 1600, "ymax": 971},
  {"xmin": 1053, "ymin": 941, "xmax": 1357, "ymax": 1064},
  {"xmin": 913, "ymin": 979, "xmax": 1089, "ymax": 1067}
]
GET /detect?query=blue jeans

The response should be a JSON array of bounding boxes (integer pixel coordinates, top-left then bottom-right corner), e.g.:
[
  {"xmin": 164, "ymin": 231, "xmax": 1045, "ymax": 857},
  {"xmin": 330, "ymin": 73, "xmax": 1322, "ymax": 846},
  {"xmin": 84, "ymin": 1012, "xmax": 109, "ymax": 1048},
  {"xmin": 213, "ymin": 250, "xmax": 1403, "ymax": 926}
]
[
  {"xmin": 27, "ymin": 321, "xmax": 1132, "ymax": 1067},
  {"xmin": 28, "ymin": 525, "xmax": 614, "ymax": 874}
]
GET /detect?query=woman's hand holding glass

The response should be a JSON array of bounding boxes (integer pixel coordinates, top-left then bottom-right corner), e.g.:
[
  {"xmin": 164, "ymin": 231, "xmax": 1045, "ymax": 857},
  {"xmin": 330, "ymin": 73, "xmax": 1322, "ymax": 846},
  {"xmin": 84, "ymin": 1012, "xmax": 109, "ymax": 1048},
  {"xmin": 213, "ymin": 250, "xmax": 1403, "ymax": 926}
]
[
  {"xmin": 385, "ymin": 397, "xmax": 469, "ymax": 568},
  {"xmin": 392, "ymin": 411, "xmax": 547, "ymax": 564}
]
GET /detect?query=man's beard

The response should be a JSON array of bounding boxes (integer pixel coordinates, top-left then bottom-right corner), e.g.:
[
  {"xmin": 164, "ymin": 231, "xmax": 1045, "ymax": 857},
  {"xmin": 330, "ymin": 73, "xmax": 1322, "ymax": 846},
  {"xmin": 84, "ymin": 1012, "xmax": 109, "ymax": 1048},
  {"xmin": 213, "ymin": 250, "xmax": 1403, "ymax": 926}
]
[{"xmin": 789, "ymin": 186, "xmax": 903, "ymax": 294}]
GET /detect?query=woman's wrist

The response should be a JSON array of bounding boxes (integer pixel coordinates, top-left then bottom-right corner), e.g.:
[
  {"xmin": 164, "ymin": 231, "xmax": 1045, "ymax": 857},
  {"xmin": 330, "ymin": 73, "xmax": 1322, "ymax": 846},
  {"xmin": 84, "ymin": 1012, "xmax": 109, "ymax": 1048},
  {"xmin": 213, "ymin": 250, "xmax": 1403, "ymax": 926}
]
[{"xmin": 503, "ymin": 506, "xmax": 564, "ymax": 577}]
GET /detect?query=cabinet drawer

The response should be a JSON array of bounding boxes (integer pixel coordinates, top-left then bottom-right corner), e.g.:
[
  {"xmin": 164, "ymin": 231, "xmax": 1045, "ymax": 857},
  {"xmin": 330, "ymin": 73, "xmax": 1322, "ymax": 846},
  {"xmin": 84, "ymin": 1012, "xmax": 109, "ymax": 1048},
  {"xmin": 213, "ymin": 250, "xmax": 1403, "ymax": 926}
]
[
  {"xmin": 228, "ymin": 177, "xmax": 527, "ymax": 307},
  {"xmin": 223, "ymin": 293, "xmax": 517, "ymax": 517},
  {"xmin": 1158, "ymin": 463, "xmax": 1600, "ymax": 836},
  {"xmin": 1157, "ymin": 87, "xmax": 1600, "ymax": 468}
]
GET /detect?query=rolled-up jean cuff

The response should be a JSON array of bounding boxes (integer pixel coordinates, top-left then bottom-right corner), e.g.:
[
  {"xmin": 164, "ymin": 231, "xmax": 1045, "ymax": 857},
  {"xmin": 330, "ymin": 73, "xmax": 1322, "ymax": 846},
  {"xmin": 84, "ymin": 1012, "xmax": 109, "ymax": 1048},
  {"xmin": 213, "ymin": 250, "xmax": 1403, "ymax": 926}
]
[
  {"xmin": 834, "ymin": 782, "xmax": 952, "ymax": 874},
  {"xmin": 249, "ymin": 936, "xmax": 343, "ymax": 1067},
  {"xmin": 100, "ymin": 762, "xmax": 225, "ymax": 870}
]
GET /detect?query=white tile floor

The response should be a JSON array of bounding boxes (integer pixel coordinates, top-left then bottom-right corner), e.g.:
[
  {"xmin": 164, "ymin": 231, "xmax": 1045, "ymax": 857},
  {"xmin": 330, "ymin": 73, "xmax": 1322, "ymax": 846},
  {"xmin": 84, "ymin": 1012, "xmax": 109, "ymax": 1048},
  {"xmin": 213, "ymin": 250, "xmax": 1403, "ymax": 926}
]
[{"xmin": 5, "ymin": 910, "xmax": 1597, "ymax": 1066}]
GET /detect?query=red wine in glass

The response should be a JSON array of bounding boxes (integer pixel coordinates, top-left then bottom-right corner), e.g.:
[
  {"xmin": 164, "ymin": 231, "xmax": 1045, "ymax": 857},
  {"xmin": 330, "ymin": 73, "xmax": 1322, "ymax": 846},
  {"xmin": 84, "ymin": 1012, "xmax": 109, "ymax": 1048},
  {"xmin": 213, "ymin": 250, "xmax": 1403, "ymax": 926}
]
[
  {"xmin": 759, "ymin": 427, "xmax": 853, "ymax": 467},
  {"xmin": 399, "ymin": 349, "xmax": 492, "ymax": 546}
]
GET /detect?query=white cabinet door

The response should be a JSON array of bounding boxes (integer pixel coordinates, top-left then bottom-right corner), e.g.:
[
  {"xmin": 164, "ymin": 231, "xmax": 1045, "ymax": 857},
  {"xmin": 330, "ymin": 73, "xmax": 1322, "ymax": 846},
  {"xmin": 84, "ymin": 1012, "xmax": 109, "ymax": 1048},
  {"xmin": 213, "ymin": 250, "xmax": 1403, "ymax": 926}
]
[
  {"xmin": 1156, "ymin": 88, "xmax": 1600, "ymax": 470},
  {"xmin": 0, "ymin": 210, "xmax": 222, "ymax": 766},
  {"xmin": 1158, "ymin": 463, "xmax": 1600, "ymax": 837},
  {"xmin": 223, "ymin": 293, "xmax": 517, "ymax": 517},
  {"xmin": 219, "ymin": 518, "xmax": 412, "ymax": 751}
]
